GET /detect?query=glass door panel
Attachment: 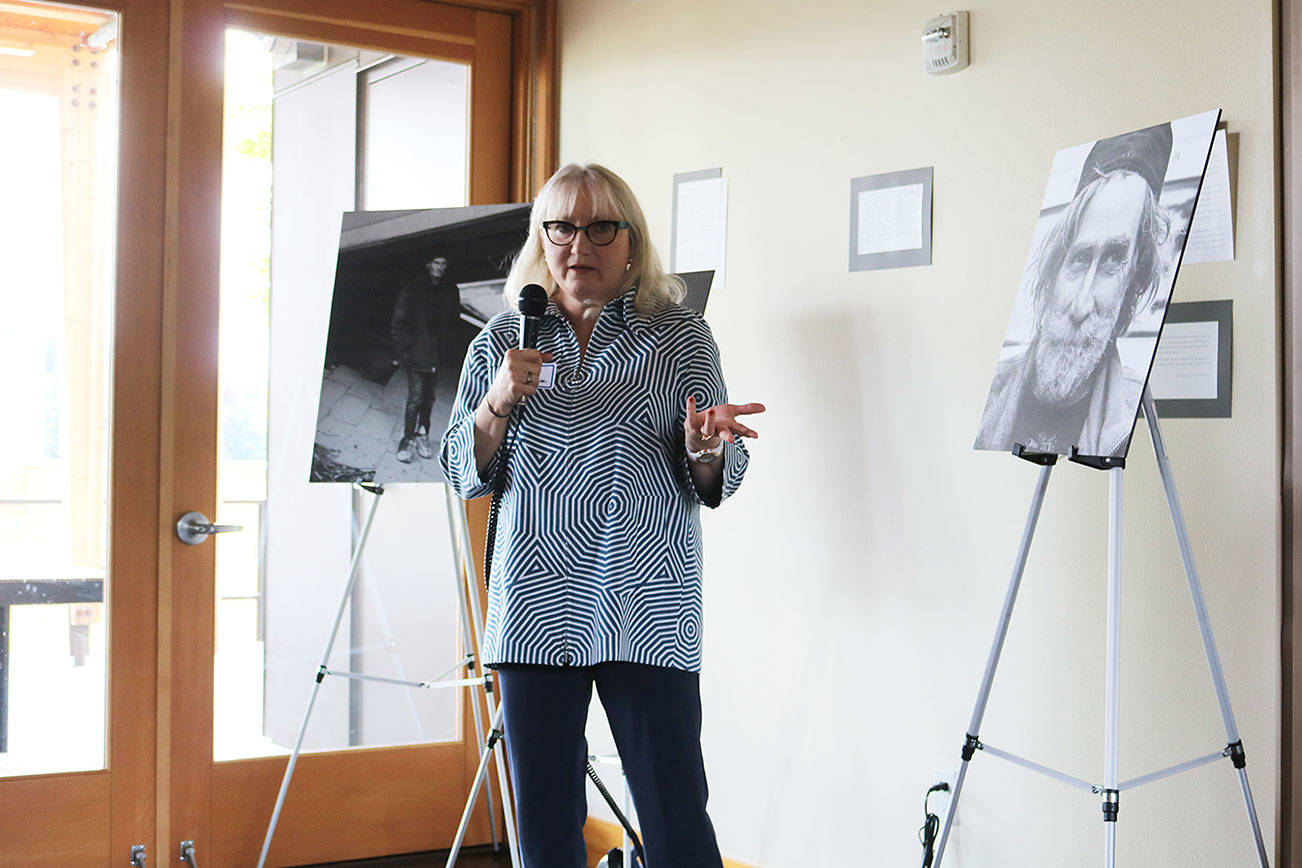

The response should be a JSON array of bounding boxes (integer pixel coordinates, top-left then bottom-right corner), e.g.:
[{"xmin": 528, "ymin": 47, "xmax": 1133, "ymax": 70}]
[
  {"xmin": 216, "ymin": 29, "xmax": 468, "ymax": 759},
  {"xmin": 216, "ymin": 27, "xmax": 278, "ymax": 761},
  {"xmin": 362, "ymin": 55, "xmax": 469, "ymax": 210},
  {"xmin": 0, "ymin": 2, "xmax": 118, "ymax": 778}
]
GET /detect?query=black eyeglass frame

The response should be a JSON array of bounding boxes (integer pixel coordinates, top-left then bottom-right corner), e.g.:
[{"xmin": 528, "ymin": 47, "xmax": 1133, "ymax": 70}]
[{"xmin": 540, "ymin": 219, "xmax": 631, "ymax": 247}]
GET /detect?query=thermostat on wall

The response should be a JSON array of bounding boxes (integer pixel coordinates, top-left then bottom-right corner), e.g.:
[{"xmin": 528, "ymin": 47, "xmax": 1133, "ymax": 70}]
[{"xmin": 923, "ymin": 11, "xmax": 969, "ymax": 74}]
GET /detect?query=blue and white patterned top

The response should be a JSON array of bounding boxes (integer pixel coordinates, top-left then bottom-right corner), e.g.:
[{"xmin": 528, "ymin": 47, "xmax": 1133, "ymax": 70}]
[{"xmin": 440, "ymin": 289, "xmax": 749, "ymax": 672}]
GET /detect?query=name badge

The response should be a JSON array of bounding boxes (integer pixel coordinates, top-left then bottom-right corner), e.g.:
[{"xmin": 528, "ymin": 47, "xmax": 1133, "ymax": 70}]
[{"xmin": 537, "ymin": 362, "xmax": 556, "ymax": 389}]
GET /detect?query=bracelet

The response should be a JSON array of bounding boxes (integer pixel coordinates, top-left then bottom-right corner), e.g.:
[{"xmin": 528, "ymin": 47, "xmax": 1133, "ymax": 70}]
[
  {"xmin": 687, "ymin": 439, "xmax": 725, "ymax": 464},
  {"xmin": 484, "ymin": 399, "xmax": 513, "ymax": 419}
]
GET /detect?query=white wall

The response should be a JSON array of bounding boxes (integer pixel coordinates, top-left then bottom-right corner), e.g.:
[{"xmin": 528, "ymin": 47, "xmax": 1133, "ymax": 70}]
[{"xmin": 559, "ymin": 2, "xmax": 1281, "ymax": 866}]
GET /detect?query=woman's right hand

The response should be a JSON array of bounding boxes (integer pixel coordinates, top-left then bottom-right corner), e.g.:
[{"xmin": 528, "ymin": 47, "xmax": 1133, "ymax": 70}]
[{"xmin": 484, "ymin": 348, "xmax": 553, "ymax": 416}]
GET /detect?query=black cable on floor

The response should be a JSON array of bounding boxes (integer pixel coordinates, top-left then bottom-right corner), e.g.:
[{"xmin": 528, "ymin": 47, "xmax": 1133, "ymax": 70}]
[
  {"xmin": 586, "ymin": 763, "xmax": 646, "ymax": 868},
  {"xmin": 918, "ymin": 781, "xmax": 950, "ymax": 868}
]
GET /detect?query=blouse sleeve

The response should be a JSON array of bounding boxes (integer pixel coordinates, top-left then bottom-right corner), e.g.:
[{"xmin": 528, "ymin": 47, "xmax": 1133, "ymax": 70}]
[
  {"xmin": 439, "ymin": 320, "xmax": 507, "ymax": 500},
  {"xmin": 674, "ymin": 316, "xmax": 749, "ymax": 508}
]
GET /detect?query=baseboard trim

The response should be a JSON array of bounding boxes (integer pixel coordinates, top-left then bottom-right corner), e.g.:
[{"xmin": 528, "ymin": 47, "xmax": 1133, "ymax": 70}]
[{"xmin": 583, "ymin": 817, "xmax": 756, "ymax": 868}]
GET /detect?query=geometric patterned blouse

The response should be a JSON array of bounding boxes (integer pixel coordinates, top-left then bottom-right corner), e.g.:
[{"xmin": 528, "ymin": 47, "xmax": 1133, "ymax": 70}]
[{"xmin": 439, "ymin": 289, "xmax": 749, "ymax": 672}]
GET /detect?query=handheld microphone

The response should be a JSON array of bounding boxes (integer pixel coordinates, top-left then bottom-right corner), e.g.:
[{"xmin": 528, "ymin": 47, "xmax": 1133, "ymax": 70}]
[{"xmin": 518, "ymin": 283, "xmax": 547, "ymax": 349}]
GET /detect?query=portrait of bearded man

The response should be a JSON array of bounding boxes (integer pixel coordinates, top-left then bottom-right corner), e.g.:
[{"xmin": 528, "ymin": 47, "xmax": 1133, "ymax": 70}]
[{"xmin": 975, "ymin": 122, "xmax": 1176, "ymax": 459}]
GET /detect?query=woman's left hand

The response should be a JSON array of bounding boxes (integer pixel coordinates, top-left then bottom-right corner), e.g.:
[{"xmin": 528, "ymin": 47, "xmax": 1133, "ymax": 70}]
[{"xmin": 684, "ymin": 395, "xmax": 766, "ymax": 452}]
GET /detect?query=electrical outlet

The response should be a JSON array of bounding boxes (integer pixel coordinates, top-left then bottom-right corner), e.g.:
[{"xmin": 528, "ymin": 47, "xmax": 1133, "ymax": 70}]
[{"xmin": 931, "ymin": 769, "xmax": 957, "ymax": 822}]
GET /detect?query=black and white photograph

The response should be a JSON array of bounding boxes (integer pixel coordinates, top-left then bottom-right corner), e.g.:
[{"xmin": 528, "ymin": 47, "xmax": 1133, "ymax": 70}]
[
  {"xmin": 678, "ymin": 269, "xmax": 715, "ymax": 317},
  {"xmin": 310, "ymin": 205, "xmax": 718, "ymax": 485},
  {"xmin": 973, "ymin": 108, "xmax": 1221, "ymax": 459},
  {"xmin": 310, "ymin": 204, "xmax": 532, "ymax": 484}
]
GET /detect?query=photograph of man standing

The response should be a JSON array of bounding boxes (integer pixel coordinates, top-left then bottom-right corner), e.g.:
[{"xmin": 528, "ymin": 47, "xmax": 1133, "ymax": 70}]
[
  {"xmin": 391, "ymin": 254, "xmax": 447, "ymax": 463},
  {"xmin": 975, "ymin": 122, "xmax": 1181, "ymax": 458}
]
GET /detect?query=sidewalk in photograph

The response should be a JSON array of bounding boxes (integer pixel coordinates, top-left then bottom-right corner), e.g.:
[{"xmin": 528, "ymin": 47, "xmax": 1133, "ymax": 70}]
[{"xmin": 313, "ymin": 364, "xmax": 452, "ymax": 484}]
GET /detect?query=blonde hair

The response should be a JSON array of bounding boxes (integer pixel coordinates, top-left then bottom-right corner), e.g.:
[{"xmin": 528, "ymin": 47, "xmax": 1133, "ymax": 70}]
[{"xmin": 503, "ymin": 163, "xmax": 685, "ymax": 315}]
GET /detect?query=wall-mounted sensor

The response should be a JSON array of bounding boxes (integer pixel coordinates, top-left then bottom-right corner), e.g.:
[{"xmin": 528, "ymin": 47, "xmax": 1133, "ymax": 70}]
[{"xmin": 923, "ymin": 11, "xmax": 969, "ymax": 74}]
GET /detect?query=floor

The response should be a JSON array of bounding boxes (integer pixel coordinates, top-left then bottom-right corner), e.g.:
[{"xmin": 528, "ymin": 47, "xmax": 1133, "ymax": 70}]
[{"xmin": 301, "ymin": 845, "xmax": 512, "ymax": 867}]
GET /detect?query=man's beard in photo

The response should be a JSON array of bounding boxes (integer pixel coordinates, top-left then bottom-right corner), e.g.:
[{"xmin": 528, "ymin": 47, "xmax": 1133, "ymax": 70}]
[{"xmin": 1030, "ymin": 307, "xmax": 1116, "ymax": 407}]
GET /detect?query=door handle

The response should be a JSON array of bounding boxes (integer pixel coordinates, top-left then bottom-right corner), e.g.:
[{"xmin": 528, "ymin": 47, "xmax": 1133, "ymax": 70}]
[{"xmin": 176, "ymin": 512, "xmax": 244, "ymax": 545}]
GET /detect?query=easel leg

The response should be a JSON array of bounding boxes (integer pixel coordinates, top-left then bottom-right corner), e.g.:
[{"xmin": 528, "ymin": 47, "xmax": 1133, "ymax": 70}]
[
  {"xmin": 444, "ymin": 487, "xmax": 501, "ymax": 854},
  {"xmin": 446, "ymin": 489, "xmax": 521, "ymax": 868},
  {"xmin": 447, "ymin": 700, "xmax": 508, "ymax": 866},
  {"xmin": 258, "ymin": 485, "xmax": 386, "ymax": 868},
  {"xmin": 932, "ymin": 463, "xmax": 1054, "ymax": 868},
  {"xmin": 489, "ymin": 692, "xmax": 521, "ymax": 867},
  {"xmin": 1142, "ymin": 392, "xmax": 1271, "ymax": 866},
  {"xmin": 453, "ymin": 674, "xmax": 519, "ymax": 867},
  {"xmin": 1103, "ymin": 467, "xmax": 1123, "ymax": 868}
]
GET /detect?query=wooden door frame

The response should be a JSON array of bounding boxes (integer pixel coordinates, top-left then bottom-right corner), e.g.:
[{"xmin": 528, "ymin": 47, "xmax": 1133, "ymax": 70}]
[
  {"xmin": 218, "ymin": 0, "xmax": 558, "ymax": 201},
  {"xmin": 111, "ymin": 0, "xmax": 171, "ymax": 856},
  {"xmin": 159, "ymin": 0, "xmax": 557, "ymax": 862},
  {"xmin": 1282, "ymin": 0, "xmax": 1299, "ymax": 864}
]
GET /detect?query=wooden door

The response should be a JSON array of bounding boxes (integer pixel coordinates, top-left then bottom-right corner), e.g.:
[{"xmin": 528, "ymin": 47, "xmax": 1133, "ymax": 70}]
[{"xmin": 164, "ymin": 1, "xmax": 549, "ymax": 864}]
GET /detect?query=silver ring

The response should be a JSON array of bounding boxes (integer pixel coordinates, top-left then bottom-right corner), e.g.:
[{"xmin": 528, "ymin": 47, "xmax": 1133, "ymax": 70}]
[{"xmin": 525, "ymin": 372, "xmax": 534, "ymax": 385}]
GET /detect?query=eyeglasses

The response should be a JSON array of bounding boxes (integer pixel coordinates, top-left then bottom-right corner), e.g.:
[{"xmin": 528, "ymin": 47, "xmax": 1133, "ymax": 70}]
[{"xmin": 541, "ymin": 219, "xmax": 630, "ymax": 247}]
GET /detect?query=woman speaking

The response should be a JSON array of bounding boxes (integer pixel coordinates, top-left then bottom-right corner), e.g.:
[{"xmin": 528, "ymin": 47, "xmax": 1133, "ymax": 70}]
[{"xmin": 440, "ymin": 163, "xmax": 763, "ymax": 867}]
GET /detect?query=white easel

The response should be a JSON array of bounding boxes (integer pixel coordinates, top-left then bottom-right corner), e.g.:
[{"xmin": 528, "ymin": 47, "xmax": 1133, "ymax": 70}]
[
  {"xmin": 929, "ymin": 389, "xmax": 1270, "ymax": 868},
  {"xmin": 256, "ymin": 482, "xmax": 521, "ymax": 868}
]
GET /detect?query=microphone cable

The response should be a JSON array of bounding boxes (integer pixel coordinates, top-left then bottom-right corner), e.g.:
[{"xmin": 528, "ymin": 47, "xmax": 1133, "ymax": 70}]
[
  {"xmin": 918, "ymin": 781, "xmax": 950, "ymax": 868},
  {"xmin": 587, "ymin": 764, "xmax": 647, "ymax": 868},
  {"xmin": 482, "ymin": 405, "xmax": 520, "ymax": 591}
]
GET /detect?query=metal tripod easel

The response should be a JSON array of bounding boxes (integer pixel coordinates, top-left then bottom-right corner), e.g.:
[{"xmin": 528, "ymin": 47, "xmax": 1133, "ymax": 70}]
[
  {"xmin": 442, "ymin": 484, "xmax": 520, "ymax": 868},
  {"xmin": 929, "ymin": 388, "xmax": 1270, "ymax": 868},
  {"xmin": 256, "ymin": 482, "xmax": 520, "ymax": 868}
]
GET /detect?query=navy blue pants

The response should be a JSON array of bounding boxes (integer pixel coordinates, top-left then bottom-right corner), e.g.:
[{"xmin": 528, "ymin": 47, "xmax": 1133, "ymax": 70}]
[{"xmin": 495, "ymin": 662, "xmax": 724, "ymax": 868}]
